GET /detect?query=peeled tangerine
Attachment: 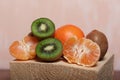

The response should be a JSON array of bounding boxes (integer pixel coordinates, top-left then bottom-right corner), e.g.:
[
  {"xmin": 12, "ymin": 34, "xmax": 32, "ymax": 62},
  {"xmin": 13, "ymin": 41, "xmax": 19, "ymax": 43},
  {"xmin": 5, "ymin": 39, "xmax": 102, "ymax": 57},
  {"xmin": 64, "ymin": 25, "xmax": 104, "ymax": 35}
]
[
  {"xmin": 63, "ymin": 38, "xmax": 100, "ymax": 67},
  {"xmin": 9, "ymin": 35, "xmax": 39, "ymax": 60}
]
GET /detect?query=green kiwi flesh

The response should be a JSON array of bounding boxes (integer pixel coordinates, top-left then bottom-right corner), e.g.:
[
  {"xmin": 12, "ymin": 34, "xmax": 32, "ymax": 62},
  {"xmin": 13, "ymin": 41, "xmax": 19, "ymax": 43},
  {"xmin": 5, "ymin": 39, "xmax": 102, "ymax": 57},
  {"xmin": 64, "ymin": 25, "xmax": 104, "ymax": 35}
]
[
  {"xmin": 31, "ymin": 18, "xmax": 55, "ymax": 39},
  {"xmin": 36, "ymin": 38, "xmax": 63, "ymax": 61}
]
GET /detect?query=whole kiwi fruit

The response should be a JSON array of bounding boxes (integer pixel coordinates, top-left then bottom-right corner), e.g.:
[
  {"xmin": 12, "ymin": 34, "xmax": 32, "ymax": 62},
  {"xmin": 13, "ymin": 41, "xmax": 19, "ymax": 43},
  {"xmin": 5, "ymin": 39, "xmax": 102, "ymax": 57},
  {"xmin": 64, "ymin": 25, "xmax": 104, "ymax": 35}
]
[{"xmin": 86, "ymin": 30, "xmax": 108, "ymax": 60}]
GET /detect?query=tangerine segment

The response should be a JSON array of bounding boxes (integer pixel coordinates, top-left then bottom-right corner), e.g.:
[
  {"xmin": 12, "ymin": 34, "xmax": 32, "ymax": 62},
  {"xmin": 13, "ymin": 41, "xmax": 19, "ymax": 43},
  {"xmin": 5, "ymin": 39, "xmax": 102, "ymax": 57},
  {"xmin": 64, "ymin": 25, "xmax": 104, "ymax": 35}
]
[
  {"xmin": 9, "ymin": 36, "xmax": 39, "ymax": 60},
  {"xmin": 23, "ymin": 36, "xmax": 39, "ymax": 59},
  {"xmin": 9, "ymin": 41, "xmax": 29, "ymax": 60},
  {"xmin": 63, "ymin": 38, "xmax": 100, "ymax": 67}
]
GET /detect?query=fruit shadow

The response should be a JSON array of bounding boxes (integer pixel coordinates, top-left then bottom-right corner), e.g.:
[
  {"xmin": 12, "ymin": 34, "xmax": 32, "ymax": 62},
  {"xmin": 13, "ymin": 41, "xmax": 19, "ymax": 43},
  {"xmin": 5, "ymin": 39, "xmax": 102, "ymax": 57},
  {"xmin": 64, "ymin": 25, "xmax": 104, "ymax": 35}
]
[
  {"xmin": 12, "ymin": 56, "xmax": 68, "ymax": 63},
  {"xmin": 34, "ymin": 56, "xmax": 68, "ymax": 63}
]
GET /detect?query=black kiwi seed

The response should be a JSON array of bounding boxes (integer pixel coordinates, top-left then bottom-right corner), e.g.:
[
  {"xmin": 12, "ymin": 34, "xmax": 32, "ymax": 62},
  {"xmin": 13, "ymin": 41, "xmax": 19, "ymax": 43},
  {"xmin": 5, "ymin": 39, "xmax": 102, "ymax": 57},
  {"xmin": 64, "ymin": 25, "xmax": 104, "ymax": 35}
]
[
  {"xmin": 31, "ymin": 18, "xmax": 55, "ymax": 39},
  {"xmin": 36, "ymin": 38, "xmax": 63, "ymax": 61}
]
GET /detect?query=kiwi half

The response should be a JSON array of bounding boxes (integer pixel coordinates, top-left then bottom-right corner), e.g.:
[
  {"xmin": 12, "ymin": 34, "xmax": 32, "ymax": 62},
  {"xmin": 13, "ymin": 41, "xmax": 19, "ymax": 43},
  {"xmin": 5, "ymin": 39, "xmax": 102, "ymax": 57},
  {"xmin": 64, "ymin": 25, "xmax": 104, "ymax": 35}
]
[
  {"xmin": 31, "ymin": 18, "xmax": 55, "ymax": 39},
  {"xmin": 36, "ymin": 38, "xmax": 63, "ymax": 61}
]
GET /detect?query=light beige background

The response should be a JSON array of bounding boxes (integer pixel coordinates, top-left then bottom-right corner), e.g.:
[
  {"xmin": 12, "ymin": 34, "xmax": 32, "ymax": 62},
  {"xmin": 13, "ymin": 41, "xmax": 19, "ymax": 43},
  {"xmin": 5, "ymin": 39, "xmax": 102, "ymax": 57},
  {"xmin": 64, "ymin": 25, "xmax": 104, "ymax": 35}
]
[{"xmin": 0, "ymin": 0, "xmax": 120, "ymax": 70}]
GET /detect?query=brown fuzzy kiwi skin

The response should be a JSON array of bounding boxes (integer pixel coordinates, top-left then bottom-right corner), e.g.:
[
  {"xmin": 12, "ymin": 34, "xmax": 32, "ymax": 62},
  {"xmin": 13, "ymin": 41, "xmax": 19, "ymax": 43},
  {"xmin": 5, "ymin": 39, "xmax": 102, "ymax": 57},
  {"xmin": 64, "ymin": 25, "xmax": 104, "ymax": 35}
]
[{"xmin": 86, "ymin": 30, "xmax": 108, "ymax": 61}]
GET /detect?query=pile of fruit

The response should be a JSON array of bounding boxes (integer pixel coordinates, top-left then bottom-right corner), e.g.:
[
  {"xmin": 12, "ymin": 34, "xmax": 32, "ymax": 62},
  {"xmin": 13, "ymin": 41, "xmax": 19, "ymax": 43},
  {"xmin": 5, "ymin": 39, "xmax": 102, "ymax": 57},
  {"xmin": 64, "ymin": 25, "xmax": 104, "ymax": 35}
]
[{"xmin": 9, "ymin": 17, "xmax": 108, "ymax": 67}]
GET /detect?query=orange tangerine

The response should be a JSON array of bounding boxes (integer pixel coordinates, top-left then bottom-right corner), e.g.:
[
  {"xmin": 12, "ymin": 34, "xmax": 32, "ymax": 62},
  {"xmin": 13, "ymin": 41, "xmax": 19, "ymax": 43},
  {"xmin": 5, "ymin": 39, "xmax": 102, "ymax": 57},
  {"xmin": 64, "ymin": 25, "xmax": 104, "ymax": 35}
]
[
  {"xmin": 9, "ymin": 35, "xmax": 39, "ymax": 60},
  {"xmin": 54, "ymin": 24, "xmax": 84, "ymax": 45},
  {"xmin": 63, "ymin": 38, "xmax": 100, "ymax": 67}
]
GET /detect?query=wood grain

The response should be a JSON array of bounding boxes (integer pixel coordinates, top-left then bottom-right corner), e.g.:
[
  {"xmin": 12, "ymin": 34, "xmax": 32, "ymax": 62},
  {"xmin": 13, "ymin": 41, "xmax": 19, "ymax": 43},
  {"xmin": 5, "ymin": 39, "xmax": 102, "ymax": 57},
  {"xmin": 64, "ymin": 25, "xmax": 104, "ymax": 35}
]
[{"xmin": 10, "ymin": 53, "xmax": 114, "ymax": 80}]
